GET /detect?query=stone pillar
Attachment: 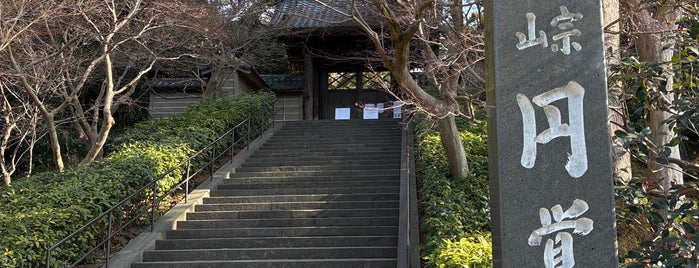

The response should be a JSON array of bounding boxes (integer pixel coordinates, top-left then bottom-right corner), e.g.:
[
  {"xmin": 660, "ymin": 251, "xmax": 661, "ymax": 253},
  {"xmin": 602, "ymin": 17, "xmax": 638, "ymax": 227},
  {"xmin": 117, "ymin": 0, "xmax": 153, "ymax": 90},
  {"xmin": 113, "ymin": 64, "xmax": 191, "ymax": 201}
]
[{"xmin": 485, "ymin": 1, "xmax": 618, "ymax": 267}]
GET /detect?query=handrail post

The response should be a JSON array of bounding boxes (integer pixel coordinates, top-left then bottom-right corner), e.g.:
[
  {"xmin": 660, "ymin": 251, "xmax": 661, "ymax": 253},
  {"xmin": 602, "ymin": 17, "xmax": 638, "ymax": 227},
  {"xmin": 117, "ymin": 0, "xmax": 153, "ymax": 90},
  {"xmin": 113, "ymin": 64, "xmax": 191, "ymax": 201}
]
[
  {"xmin": 150, "ymin": 181, "xmax": 157, "ymax": 232},
  {"xmin": 246, "ymin": 119, "xmax": 251, "ymax": 149},
  {"xmin": 260, "ymin": 108, "xmax": 264, "ymax": 133},
  {"xmin": 185, "ymin": 160, "xmax": 191, "ymax": 203},
  {"xmin": 45, "ymin": 248, "xmax": 51, "ymax": 268},
  {"xmin": 231, "ymin": 129, "xmax": 236, "ymax": 163},
  {"xmin": 261, "ymin": 108, "xmax": 266, "ymax": 134},
  {"xmin": 105, "ymin": 212, "xmax": 113, "ymax": 268},
  {"xmin": 210, "ymin": 145, "xmax": 216, "ymax": 181}
]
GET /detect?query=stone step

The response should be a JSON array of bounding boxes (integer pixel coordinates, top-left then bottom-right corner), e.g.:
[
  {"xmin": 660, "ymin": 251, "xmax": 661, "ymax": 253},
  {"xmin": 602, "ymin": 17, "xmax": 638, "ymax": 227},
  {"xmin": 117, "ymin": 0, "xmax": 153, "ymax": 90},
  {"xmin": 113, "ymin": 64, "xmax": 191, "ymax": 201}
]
[
  {"xmin": 281, "ymin": 121, "xmax": 400, "ymax": 126},
  {"xmin": 244, "ymin": 155, "xmax": 400, "ymax": 162},
  {"xmin": 166, "ymin": 226, "xmax": 399, "ymax": 239},
  {"xmin": 131, "ymin": 259, "xmax": 397, "ymax": 268},
  {"xmin": 220, "ymin": 175, "xmax": 400, "ymax": 184},
  {"xmin": 194, "ymin": 201, "xmax": 399, "ymax": 212},
  {"xmin": 243, "ymin": 158, "xmax": 400, "ymax": 164},
  {"xmin": 274, "ymin": 126, "xmax": 399, "ymax": 131},
  {"xmin": 256, "ymin": 147, "xmax": 399, "ymax": 153},
  {"xmin": 154, "ymin": 236, "xmax": 398, "ymax": 250},
  {"xmin": 252, "ymin": 148, "xmax": 400, "ymax": 155},
  {"xmin": 271, "ymin": 139, "xmax": 395, "ymax": 147},
  {"xmin": 250, "ymin": 150, "xmax": 399, "ymax": 157},
  {"xmin": 266, "ymin": 135, "xmax": 398, "ymax": 140},
  {"xmin": 246, "ymin": 155, "xmax": 398, "ymax": 162},
  {"xmin": 225, "ymin": 172, "xmax": 399, "ymax": 180},
  {"xmin": 185, "ymin": 208, "xmax": 399, "ymax": 220},
  {"xmin": 132, "ymin": 120, "xmax": 403, "ymax": 268},
  {"xmin": 268, "ymin": 134, "xmax": 399, "ymax": 140},
  {"xmin": 209, "ymin": 186, "xmax": 399, "ymax": 196},
  {"xmin": 264, "ymin": 136, "xmax": 401, "ymax": 142},
  {"xmin": 217, "ymin": 180, "xmax": 399, "ymax": 190},
  {"xmin": 278, "ymin": 123, "xmax": 399, "ymax": 128},
  {"xmin": 142, "ymin": 247, "xmax": 397, "ymax": 262},
  {"xmin": 228, "ymin": 170, "xmax": 401, "ymax": 178},
  {"xmin": 277, "ymin": 129, "xmax": 400, "ymax": 133},
  {"xmin": 262, "ymin": 141, "xmax": 401, "ymax": 149},
  {"xmin": 234, "ymin": 165, "xmax": 398, "ymax": 173},
  {"xmin": 278, "ymin": 124, "xmax": 400, "ymax": 130},
  {"xmin": 176, "ymin": 216, "xmax": 398, "ymax": 229},
  {"xmin": 203, "ymin": 193, "xmax": 399, "ymax": 204}
]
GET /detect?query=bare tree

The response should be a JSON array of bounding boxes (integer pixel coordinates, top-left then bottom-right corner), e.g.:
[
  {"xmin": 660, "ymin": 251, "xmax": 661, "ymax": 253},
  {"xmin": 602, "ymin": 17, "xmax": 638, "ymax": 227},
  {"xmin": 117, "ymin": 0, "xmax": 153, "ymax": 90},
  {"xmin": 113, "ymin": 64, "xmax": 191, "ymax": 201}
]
[
  {"xmin": 1, "ymin": 0, "xmax": 268, "ymax": 173},
  {"xmin": 317, "ymin": 0, "xmax": 484, "ymax": 178},
  {"xmin": 0, "ymin": 1, "xmax": 55, "ymax": 183},
  {"xmin": 0, "ymin": 79, "xmax": 40, "ymax": 186},
  {"xmin": 164, "ymin": 0, "xmax": 282, "ymax": 99},
  {"xmin": 2, "ymin": 0, "xmax": 160, "ymax": 169},
  {"xmin": 0, "ymin": 0, "xmax": 59, "ymax": 53}
]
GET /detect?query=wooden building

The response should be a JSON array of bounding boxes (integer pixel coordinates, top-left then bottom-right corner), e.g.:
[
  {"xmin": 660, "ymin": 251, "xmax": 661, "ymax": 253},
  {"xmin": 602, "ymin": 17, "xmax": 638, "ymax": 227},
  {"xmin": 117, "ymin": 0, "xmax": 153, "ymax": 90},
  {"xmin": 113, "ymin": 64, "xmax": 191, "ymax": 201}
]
[
  {"xmin": 269, "ymin": 0, "xmax": 400, "ymax": 120},
  {"xmin": 261, "ymin": 74, "xmax": 305, "ymax": 121},
  {"xmin": 148, "ymin": 65, "xmax": 268, "ymax": 119}
]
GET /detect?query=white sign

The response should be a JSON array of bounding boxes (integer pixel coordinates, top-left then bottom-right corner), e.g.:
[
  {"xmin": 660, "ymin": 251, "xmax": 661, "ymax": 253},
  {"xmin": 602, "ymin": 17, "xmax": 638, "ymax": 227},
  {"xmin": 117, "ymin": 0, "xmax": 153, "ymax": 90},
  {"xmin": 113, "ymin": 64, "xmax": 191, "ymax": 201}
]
[
  {"xmin": 363, "ymin": 104, "xmax": 379, "ymax": 119},
  {"xmin": 393, "ymin": 101, "xmax": 402, "ymax": 118},
  {"xmin": 335, "ymin": 108, "xmax": 350, "ymax": 120}
]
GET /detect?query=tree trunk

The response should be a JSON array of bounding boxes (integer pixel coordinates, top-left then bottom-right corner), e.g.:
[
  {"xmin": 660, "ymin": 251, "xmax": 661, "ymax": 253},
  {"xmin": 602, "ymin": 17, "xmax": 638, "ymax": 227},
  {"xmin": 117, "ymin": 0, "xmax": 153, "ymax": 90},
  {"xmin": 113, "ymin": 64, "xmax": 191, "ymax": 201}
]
[
  {"xmin": 80, "ymin": 117, "xmax": 113, "ymax": 164},
  {"xmin": 628, "ymin": 0, "xmax": 683, "ymax": 190},
  {"xmin": 203, "ymin": 68, "xmax": 230, "ymax": 100},
  {"xmin": 80, "ymin": 53, "xmax": 117, "ymax": 165},
  {"xmin": 603, "ymin": 0, "xmax": 632, "ymax": 181},
  {"xmin": 10, "ymin": 50, "xmax": 66, "ymax": 172},
  {"xmin": 350, "ymin": 1, "xmax": 471, "ymax": 179},
  {"xmin": 646, "ymin": 47, "xmax": 683, "ymax": 190},
  {"xmin": 437, "ymin": 114, "xmax": 469, "ymax": 178},
  {"xmin": 45, "ymin": 116, "xmax": 65, "ymax": 172}
]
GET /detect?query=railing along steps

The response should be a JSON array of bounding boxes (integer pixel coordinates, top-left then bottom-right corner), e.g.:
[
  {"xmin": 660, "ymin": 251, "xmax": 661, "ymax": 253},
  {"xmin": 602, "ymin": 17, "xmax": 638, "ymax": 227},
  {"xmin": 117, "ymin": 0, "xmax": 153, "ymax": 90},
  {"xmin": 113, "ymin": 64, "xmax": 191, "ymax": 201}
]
[{"xmin": 131, "ymin": 119, "xmax": 402, "ymax": 268}]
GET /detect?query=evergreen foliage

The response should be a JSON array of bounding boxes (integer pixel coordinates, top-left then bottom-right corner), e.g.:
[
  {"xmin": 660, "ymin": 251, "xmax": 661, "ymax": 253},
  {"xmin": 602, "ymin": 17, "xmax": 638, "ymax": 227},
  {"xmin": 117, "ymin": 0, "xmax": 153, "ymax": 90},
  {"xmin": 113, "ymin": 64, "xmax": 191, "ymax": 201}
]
[
  {"xmin": 415, "ymin": 113, "xmax": 492, "ymax": 267},
  {"xmin": 0, "ymin": 92, "xmax": 275, "ymax": 267}
]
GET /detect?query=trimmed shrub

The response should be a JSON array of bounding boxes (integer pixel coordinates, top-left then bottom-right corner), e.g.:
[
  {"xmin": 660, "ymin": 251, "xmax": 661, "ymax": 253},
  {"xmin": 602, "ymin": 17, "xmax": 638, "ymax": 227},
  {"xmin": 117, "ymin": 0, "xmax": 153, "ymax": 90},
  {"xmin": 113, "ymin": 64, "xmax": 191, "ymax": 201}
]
[
  {"xmin": 429, "ymin": 234, "xmax": 493, "ymax": 268},
  {"xmin": 0, "ymin": 164, "xmax": 139, "ymax": 267},
  {"xmin": 415, "ymin": 113, "xmax": 492, "ymax": 267},
  {"xmin": 0, "ymin": 92, "xmax": 276, "ymax": 267}
]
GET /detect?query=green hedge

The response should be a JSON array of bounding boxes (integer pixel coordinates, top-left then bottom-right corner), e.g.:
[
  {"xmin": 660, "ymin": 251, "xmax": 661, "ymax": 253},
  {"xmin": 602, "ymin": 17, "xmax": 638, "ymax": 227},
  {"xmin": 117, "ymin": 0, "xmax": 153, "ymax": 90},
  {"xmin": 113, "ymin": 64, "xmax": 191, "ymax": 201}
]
[
  {"xmin": 108, "ymin": 92, "xmax": 276, "ymax": 151},
  {"xmin": 415, "ymin": 114, "xmax": 492, "ymax": 267},
  {"xmin": 0, "ymin": 92, "xmax": 276, "ymax": 267}
]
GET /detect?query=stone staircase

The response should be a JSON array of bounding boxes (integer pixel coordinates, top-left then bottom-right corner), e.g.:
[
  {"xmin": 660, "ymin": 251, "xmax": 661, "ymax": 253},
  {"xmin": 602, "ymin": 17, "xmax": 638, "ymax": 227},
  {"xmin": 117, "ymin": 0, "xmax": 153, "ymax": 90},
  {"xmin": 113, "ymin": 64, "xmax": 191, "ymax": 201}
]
[{"xmin": 131, "ymin": 119, "xmax": 403, "ymax": 268}]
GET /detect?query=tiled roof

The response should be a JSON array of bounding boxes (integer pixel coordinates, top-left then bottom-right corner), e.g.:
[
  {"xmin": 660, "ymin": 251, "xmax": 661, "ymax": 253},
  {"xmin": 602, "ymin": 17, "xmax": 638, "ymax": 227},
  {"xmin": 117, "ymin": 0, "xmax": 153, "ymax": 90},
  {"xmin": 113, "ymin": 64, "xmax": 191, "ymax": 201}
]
[
  {"xmin": 150, "ymin": 78, "xmax": 207, "ymax": 90},
  {"xmin": 269, "ymin": 0, "xmax": 373, "ymax": 29},
  {"xmin": 260, "ymin": 74, "xmax": 304, "ymax": 91}
]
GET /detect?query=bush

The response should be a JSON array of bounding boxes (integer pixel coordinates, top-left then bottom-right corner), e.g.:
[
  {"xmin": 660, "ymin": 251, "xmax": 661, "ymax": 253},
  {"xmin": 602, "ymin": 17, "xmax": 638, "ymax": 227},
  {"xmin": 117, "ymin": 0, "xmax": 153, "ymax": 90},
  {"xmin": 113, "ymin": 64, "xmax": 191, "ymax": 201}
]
[
  {"xmin": 0, "ymin": 92, "xmax": 276, "ymax": 267},
  {"xmin": 0, "ymin": 165, "xmax": 135, "ymax": 267},
  {"xmin": 429, "ymin": 234, "xmax": 493, "ymax": 268},
  {"xmin": 104, "ymin": 142, "xmax": 194, "ymax": 195},
  {"xmin": 616, "ymin": 176, "xmax": 699, "ymax": 267},
  {"xmin": 415, "ymin": 113, "xmax": 492, "ymax": 267}
]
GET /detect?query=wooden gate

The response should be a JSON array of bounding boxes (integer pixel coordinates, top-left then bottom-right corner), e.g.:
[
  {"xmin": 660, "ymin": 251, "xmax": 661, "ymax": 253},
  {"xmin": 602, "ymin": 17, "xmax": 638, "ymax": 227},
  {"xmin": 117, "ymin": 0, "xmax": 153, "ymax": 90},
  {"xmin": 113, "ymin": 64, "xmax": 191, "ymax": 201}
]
[{"xmin": 318, "ymin": 70, "xmax": 394, "ymax": 119}]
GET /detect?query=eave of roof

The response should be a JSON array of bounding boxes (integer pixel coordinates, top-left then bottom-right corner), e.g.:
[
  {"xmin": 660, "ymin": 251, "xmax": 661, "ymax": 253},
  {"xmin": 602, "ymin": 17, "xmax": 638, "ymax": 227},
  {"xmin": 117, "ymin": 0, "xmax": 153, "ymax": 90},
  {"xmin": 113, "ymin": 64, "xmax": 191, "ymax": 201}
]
[
  {"xmin": 269, "ymin": 0, "xmax": 378, "ymax": 30},
  {"xmin": 150, "ymin": 78, "xmax": 207, "ymax": 90},
  {"xmin": 260, "ymin": 74, "xmax": 304, "ymax": 91}
]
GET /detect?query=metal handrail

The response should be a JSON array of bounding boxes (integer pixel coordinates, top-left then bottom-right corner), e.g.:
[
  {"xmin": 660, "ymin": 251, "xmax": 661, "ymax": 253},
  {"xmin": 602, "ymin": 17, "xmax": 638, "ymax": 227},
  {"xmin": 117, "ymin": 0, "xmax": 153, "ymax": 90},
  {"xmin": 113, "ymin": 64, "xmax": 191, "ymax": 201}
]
[
  {"xmin": 45, "ymin": 106, "xmax": 280, "ymax": 268},
  {"xmin": 398, "ymin": 120, "xmax": 418, "ymax": 267}
]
